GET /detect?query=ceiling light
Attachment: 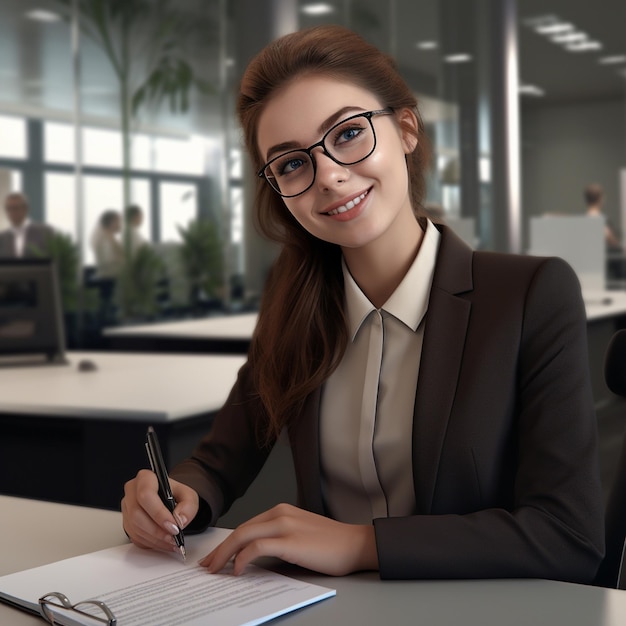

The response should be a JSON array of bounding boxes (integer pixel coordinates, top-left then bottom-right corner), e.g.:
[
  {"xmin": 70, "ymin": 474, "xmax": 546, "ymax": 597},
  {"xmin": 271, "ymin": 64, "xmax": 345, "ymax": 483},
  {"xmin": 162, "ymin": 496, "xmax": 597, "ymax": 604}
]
[
  {"xmin": 25, "ymin": 9, "xmax": 61, "ymax": 23},
  {"xmin": 444, "ymin": 53, "xmax": 473, "ymax": 64},
  {"xmin": 565, "ymin": 41, "xmax": 603, "ymax": 52},
  {"xmin": 599, "ymin": 55, "xmax": 626, "ymax": 65},
  {"xmin": 518, "ymin": 84, "xmax": 545, "ymax": 97},
  {"xmin": 416, "ymin": 41, "xmax": 438, "ymax": 50},
  {"xmin": 301, "ymin": 3, "xmax": 335, "ymax": 15},
  {"xmin": 551, "ymin": 32, "xmax": 588, "ymax": 45},
  {"xmin": 535, "ymin": 22, "xmax": 573, "ymax": 36}
]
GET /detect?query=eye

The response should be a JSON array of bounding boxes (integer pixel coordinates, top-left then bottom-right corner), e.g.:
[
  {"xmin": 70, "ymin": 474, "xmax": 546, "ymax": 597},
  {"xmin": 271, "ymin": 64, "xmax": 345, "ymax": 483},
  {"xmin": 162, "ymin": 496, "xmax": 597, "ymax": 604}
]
[
  {"xmin": 332, "ymin": 121, "xmax": 367, "ymax": 146},
  {"xmin": 278, "ymin": 157, "xmax": 305, "ymax": 175},
  {"xmin": 338, "ymin": 127, "xmax": 361, "ymax": 143},
  {"xmin": 272, "ymin": 151, "xmax": 310, "ymax": 177}
]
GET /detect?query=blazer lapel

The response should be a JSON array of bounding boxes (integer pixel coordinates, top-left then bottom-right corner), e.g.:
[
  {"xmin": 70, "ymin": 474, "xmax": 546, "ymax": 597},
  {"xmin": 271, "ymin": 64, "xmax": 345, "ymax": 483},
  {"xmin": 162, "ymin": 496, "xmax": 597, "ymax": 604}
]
[{"xmin": 412, "ymin": 225, "xmax": 473, "ymax": 514}]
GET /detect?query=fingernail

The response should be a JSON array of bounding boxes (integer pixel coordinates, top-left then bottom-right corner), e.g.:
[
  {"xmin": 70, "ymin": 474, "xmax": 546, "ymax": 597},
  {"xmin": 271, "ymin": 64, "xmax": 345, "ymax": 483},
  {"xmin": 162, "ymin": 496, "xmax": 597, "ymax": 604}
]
[
  {"xmin": 174, "ymin": 512, "xmax": 187, "ymax": 528},
  {"xmin": 164, "ymin": 521, "xmax": 180, "ymax": 535}
]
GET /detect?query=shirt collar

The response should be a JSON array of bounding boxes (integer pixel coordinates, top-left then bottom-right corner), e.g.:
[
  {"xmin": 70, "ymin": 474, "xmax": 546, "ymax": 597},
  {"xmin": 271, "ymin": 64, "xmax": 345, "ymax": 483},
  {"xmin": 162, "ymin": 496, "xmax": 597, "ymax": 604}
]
[
  {"xmin": 11, "ymin": 219, "xmax": 30, "ymax": 233},
  {"xmin": 343, "ymin": 218, "xmax": 441, "ymax": 340}
]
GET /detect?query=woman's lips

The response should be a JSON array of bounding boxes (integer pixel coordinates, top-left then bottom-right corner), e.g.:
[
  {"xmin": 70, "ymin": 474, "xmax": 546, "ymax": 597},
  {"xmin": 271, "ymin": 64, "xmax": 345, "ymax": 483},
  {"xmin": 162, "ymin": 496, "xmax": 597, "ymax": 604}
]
[{"xmin": 324, "ymin": 189, "xmax": 370, "ymax": 217}]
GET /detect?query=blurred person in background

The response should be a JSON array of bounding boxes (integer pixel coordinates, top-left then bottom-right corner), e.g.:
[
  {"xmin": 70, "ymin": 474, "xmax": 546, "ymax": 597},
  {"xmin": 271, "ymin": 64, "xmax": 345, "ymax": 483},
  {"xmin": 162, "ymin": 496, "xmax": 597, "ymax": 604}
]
[
  {"xmin": 0, "ymin": 192, "xmax": 54, "ymax": 258},
  {"xmin": 125, "ymin": 204, "xmax": 148, "ymax": 255},
  {"xmin": 584, "ymin": 183, "xmax": 621, "ymax": 252},
  {"xmin": 91, "ymin": 209, "xmax": 123, "ymax": 279}
]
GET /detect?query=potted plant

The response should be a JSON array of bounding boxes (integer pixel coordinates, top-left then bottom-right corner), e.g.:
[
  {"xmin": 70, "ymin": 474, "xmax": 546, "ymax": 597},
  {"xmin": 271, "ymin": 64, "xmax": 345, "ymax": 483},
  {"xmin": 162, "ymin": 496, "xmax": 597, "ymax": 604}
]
[{"xmin": 177, "ymin": 218, "xmax": 224, "ymax": 313}]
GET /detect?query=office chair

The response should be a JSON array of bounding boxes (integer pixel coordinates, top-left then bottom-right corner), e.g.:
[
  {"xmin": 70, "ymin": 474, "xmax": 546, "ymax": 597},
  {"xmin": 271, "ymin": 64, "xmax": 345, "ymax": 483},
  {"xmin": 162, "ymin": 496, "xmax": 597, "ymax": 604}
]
[{"xmin": 594, "ymin": 329, "xmax": 626, "ymax": 589}]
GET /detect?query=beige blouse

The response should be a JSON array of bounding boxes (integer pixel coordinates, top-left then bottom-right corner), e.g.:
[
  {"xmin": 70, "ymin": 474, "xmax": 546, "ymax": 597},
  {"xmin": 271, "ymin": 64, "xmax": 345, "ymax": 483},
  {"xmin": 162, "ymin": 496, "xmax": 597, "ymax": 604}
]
[{"xmin": 319, "ymin": 219, "xmax": 440, "ymax": 523}]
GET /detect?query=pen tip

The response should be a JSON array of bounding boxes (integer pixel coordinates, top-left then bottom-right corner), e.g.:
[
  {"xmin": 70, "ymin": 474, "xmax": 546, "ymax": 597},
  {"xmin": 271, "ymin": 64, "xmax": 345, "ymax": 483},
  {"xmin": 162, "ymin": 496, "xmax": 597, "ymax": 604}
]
[{"xmin": 180, "ymin": 546, "xmax": 187, "ymax": 562}]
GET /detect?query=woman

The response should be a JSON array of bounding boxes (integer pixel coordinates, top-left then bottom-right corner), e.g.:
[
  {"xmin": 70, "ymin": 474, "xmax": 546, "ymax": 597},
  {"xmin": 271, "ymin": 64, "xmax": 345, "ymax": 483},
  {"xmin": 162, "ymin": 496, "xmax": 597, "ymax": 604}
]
[
  {"xmin": 91, "ymin": 209, "xmax": 123, "ymax": 278},
  {"xmin": 122, "ymin": 25, "xmax": 604, "ymax": 582}
]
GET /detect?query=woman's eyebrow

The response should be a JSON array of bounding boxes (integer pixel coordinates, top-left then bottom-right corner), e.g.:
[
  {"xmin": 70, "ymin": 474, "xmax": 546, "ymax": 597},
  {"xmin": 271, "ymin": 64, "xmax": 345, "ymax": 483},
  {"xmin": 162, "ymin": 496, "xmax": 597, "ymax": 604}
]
[
  {"xmin": 318, "ymin": 106, "xmax": 365, "ymax": 134},
  {"xmin": 265, "ymin": 106, "xmax": 367, "ymax": 161}
]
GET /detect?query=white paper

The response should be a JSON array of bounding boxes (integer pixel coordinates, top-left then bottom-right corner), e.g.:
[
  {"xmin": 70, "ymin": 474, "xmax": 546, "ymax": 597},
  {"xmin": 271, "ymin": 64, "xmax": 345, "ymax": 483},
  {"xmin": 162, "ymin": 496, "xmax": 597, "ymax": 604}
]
[{"xmin": 0, "ymin": 527, "xmax": 335, "ymax": 626}]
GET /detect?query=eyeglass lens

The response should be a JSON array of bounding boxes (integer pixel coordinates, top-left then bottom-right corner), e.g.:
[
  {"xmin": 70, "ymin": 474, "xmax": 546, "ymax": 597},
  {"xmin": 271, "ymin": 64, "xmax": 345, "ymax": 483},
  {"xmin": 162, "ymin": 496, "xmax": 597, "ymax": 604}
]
[
  {"xmin": 39, "ymin": 592, "xmax": 116, "ymax": 625},
  {"xmin": 264, "ymin": 114, "xmax": 377, "ymax": 197}
]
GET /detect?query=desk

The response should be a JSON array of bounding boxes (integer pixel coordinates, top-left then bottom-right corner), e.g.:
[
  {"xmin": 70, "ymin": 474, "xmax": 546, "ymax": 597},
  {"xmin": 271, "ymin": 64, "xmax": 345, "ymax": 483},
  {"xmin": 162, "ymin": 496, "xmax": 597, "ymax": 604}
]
[
  {"xmin": 2, "ymin": 496, "xmax": 626, "ymax": 626},
  {"xmin": 104, "ymin": 312, "xmax": 258, "ymax": 354},
  {"xmin": 584, "ymin": 291, "xmax": 626, "ymax": 323},
  {"xmin": 0, "ymin": 351, "xmax": 246, "ymax": 509}
]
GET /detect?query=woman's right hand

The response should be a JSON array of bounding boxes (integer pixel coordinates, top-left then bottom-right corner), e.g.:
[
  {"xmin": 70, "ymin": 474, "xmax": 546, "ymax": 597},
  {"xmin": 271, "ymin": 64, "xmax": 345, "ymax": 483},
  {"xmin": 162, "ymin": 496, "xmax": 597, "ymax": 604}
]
[{"xmin": 121, "ymin": 469, "xmax": 199, "ymax": 553}]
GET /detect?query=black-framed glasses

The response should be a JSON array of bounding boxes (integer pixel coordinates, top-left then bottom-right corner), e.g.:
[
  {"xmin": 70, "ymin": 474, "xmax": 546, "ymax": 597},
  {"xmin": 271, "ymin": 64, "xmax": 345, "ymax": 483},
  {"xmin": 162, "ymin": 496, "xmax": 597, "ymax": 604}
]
[
  {"xmin": 39, "ymin": 591, "xmax": 117, "ymax": 625},
  {"xmin": 258, "ymin": 107, "xmax": 394, "ymax": 198}
]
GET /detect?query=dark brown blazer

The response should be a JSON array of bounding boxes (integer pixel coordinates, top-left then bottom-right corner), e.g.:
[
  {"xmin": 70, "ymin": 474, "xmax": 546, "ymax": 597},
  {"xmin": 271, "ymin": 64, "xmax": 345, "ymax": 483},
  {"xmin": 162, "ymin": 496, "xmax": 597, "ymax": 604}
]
[
  {"xmin": 0, "ymin": 222, "xmax": 54, "ymax": 258},
  {"xmin": 172, "ymin": 224, "xmax": 605, "ymax": 583}
]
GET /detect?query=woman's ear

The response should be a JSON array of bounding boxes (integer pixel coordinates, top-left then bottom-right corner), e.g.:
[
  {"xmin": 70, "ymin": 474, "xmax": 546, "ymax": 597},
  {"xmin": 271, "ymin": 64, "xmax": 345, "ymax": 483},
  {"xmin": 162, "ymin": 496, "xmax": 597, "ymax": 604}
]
[{"xmin": 396, "ymin": 108, "xmax": 419, "ymax": 154}]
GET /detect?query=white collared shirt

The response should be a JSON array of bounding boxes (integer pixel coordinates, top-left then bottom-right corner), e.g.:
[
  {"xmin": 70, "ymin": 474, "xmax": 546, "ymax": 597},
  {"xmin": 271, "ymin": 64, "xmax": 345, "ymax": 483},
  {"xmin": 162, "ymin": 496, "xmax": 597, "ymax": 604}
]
[
  {"xmin": 11, "ymin": 219, "xmax": 31, "ymax": 257},
  {"xmin": 319, "ymin": 219, "xmax": 441, "ymax": 523}
]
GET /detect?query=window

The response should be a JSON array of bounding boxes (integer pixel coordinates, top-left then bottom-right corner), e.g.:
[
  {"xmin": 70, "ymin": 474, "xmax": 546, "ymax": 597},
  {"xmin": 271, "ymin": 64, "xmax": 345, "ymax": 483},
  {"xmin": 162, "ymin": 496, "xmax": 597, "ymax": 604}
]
[
  {"xmin": 43, "ymin": 121, "xmax": 200, "ymax": 174},
  {"xmin": 0, "ymin": 115, "xmax": 27, "ymax": 159},
  {"xmin": 154, "ymin": 136, "xmax": 205, "ymax": 176},
  {"xmin": 159, "ymin": 182, "xmax": 198, "ymax": 242}
]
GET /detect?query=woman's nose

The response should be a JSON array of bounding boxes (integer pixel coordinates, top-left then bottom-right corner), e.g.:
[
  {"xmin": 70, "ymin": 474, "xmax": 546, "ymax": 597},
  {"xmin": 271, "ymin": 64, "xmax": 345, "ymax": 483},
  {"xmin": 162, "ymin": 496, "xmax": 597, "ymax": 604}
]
[{"xmin": 312, "ymin": 149, "xmax": 350, "ymax": 191}]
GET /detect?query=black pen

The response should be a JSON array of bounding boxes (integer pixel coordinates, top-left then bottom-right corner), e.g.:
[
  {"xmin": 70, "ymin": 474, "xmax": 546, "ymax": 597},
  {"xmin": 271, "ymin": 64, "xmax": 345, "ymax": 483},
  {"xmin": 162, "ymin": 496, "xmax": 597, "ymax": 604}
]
[{"xmin": 145, "ymin": 426, "xmax": 186, "ymax": 561}]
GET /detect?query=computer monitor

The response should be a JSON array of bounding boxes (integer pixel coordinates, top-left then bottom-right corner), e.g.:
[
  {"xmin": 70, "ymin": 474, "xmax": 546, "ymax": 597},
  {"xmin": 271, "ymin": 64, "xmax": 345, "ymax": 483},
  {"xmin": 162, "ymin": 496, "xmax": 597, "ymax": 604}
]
[{"xmin": 0, "ymin": 258, "xmax": 66, "ymax": 363}]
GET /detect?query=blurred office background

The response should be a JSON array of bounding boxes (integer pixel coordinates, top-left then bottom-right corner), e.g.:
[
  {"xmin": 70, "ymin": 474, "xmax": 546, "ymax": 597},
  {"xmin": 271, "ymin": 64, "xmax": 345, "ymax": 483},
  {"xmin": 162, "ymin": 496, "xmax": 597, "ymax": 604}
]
[{"xmin": 0, "ymin": 0, "xmax": 625, "ymax": 342}]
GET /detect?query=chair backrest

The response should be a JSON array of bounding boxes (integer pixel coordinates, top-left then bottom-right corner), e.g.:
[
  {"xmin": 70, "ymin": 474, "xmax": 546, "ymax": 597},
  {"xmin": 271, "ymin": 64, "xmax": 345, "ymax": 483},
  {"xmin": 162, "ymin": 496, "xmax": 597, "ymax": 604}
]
[
  {"xmin": 617, "ymin": 545, "xmax": 626, "ymax": 589},
  {"xmin": 595, "ymin": 431, "xmax": 626, "ymax": 588}
]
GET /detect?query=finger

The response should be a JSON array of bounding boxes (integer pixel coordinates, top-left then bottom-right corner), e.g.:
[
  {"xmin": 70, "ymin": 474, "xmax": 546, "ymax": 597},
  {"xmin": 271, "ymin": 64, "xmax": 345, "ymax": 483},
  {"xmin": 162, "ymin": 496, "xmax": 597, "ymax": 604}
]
[
  {"xmin": 200, "ymin": 518, "xmax": 288, "ymax": 572},
  {"xmin": 122, "ymin": 471, "xmax": 181, "ymax": 552},
  {"xmin": 169, "ymin": 479, "xmax": 199, "ymax": 530},
  {"xmin": 121, "ymin": 496, "xmax": 179, "ymax": 553},
  {"xmin": 232, "ymin": 537, "xmax": 291, "ymax": 575},
  {"xmin": 199, "ymin": 504, "xmax": 302, "ymax": 570},
  {"xmin": 134, "ymin": 470, "xmax": 182, "ymax": 534},
  {"xmin": 236, "ymin": 503, "xmax": 300, "ymax": 528}
]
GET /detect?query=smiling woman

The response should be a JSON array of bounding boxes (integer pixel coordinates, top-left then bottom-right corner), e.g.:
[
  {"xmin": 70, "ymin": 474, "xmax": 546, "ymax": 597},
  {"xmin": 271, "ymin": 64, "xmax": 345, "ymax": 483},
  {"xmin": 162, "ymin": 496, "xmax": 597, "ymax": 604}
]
[{"xmin": 121, "ymin": 24, "xmax": 605, "ymax": 585}]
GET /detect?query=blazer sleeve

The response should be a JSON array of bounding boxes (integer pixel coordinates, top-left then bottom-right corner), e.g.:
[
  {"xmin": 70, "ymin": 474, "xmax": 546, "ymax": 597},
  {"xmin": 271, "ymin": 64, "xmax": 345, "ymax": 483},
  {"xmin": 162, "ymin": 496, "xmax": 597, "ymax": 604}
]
[
  {"xmin": 169, "ymin": 361, "xmax": 274, "ymax": 528},
  {"xmin": 373, "ymin": 257, "xmax": 605, "ymax": 583}
]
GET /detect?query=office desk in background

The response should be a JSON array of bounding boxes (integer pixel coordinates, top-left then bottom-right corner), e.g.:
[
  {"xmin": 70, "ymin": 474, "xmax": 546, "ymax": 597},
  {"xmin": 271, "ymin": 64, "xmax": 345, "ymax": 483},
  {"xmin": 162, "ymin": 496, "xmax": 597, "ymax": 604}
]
[
  {"xmin": 0, "ymin": 351, "xmax": 246, "ymax": 510},
  {"xmin": 100, "ymin": 294, "xmax": 626, "ymax": 406},
  {"xmin": 104, "ymin": 312, "xmax": 258, "ymax": 354},
  {"xmin": 2, "ymin": 496, "xmax": 626, "ymax": 626}
]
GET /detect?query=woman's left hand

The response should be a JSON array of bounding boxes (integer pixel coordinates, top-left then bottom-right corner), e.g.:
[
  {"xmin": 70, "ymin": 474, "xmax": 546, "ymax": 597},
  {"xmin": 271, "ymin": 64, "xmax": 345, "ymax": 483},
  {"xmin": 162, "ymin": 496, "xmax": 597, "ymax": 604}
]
[{"xmin": 199, "ymin": 503, "xmax": 379, "ymax": 576}]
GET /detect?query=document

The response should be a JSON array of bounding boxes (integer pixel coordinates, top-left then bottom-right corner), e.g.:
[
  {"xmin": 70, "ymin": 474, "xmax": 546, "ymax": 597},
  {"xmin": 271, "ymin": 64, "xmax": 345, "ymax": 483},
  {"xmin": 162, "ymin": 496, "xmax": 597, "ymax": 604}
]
[{"xmin": 0, "ymin": 527, "xmax": 335, "ymax": 625}]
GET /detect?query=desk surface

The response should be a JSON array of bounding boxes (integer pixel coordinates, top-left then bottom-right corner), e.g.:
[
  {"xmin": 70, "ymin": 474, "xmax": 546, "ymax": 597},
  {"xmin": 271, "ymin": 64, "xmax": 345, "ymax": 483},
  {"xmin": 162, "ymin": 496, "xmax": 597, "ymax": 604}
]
[
  {"xmin": 584, "ymin": 291, "xmax": 626, "ymax": 322},
  {"xmin": 0, "ymin": 351, "xmax": 246, "ymax": 422},
  {"xmin": 103, "ymin": 293, "xmax": 626, "ymax": 339},
  {"xmin": 1, "ymin": 496, "xmax": 626, "ymax": 626},
  {"xmin": 104, "ymin": 312, "xmax": 259, "ymax": 339}
]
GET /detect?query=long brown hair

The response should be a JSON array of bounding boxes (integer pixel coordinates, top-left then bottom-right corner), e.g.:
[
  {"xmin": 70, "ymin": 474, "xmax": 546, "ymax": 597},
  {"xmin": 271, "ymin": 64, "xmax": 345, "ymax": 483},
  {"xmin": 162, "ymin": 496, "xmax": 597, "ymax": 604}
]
[{"xmin": 238, "ymin": 24, "xmax": 431, "ymax": 442}]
